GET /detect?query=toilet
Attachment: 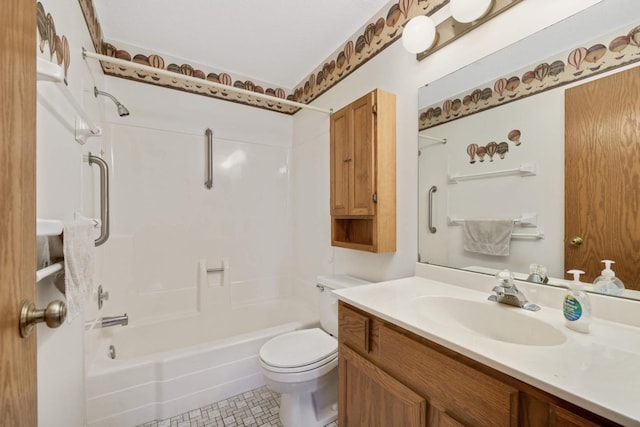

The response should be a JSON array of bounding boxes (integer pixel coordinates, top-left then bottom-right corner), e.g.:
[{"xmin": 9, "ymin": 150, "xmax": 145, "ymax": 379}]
[{"xmin": 259, "ymin": 275, "xmax": 370, "ymax": 427}]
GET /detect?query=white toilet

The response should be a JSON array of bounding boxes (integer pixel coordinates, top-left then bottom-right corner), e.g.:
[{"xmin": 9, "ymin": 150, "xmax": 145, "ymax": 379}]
[{"xmin": 259, "ymin": 275, "xmax": 370, "ymax": 427}]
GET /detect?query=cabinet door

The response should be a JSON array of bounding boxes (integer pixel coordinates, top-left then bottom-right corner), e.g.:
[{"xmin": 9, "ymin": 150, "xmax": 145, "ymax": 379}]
[
  {"xmin": 330, "ymin": 106, "xmax": 350, "ymax": 215},
  {"xmin": 339, "ymin": 344, "xmax": 426, "ymax": 427},
  {"xmin": 349, "ymin": 93, "xmax": 375, "ymax": 215},
  {"xmin": 550, "ymin": 405, "xmax": 601, "ymax": 427}
]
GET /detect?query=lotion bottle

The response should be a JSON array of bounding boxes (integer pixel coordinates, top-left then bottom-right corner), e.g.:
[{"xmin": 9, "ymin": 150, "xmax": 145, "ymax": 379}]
[
  {"xmin": 593, "ymin": 260, "xmax": 625, "ymax": 296},
  {"xmin": 563, "ymin": 269, "xmax": 592, "ymax": 333}
]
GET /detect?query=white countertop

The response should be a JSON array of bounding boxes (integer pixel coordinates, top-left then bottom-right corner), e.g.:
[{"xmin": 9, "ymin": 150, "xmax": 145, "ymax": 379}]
[{"xmin": 333, "ymin": 271, "xmax": 640, "ymax": 426}]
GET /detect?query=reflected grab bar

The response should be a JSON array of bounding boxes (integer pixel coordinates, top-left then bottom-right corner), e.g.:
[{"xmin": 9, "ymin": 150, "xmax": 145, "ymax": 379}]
[
  {"xmin": 205, "ymin": 128, "xmax": 213, "ymax": 189},
  {"xmin": 88, "ymin": 153, "xmax": 110, "ymax": 246},
  {"xmin": 428, "ymin": 185, "xmax": 437, "ymax": 234}
]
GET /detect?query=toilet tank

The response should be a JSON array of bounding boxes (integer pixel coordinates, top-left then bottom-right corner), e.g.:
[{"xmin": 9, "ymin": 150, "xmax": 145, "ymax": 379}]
[{"xmin": 317, "ymin": 275, "xmax": 371, "ymax": 336}]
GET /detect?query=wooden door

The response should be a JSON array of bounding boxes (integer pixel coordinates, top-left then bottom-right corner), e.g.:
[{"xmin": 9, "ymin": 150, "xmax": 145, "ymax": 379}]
[
  {"xmin": 565, "ymin": 66, "xmax": 640, "ymax": 287},
  {"xmin": 330, "ymin": 106, "xmax": 350, "ymax": 215},
  {"xmin": 339, "ymin": 344, "xmax": 426, "ymax": 427},
  {"xmin": 350, "ymin": 93, "xmax": 375, "ymax": 216},
  {"xmin": 0, "ymin": 0, "xmax": 38, "ymax": 426}
]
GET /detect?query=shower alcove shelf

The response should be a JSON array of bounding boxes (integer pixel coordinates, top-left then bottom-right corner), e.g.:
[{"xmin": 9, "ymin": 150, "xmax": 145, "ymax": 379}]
[{"xmin": 330, "ymin": 89, "xmax": 396, "ymax": 253}]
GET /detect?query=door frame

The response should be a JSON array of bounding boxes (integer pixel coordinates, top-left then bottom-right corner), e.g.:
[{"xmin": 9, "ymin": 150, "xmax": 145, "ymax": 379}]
[{"xmin": 0, "ymin": 0, "xmax": 38, "ymax": 425}]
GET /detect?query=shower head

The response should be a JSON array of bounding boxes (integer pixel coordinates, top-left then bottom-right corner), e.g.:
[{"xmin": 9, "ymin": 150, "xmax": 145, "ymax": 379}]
[{"xmin": 94, "ymin": 86, "xmax": 130, "ymax": 117}]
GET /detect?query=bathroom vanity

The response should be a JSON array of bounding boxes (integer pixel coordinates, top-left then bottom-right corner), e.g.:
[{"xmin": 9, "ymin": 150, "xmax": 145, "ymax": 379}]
[{"xmin": 335, "ymin": 265, "xmax": 640, "ymax": 426}]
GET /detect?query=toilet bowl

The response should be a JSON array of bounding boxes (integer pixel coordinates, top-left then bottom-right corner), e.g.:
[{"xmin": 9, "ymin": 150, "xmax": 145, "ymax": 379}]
[{"xmin": 258, "ymin": 275, "xmax": 370, "ymax": 427}]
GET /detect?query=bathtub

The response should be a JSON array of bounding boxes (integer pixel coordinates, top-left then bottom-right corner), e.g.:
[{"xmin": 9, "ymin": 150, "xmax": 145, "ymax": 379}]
[{"xmin": 85, "ymin": 297, "xmax": 318, "ymax": 427}]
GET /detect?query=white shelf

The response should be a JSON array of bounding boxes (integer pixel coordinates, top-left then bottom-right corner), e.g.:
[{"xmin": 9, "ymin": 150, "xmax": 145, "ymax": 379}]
[
  {"xmin": 36, "ymin": 218, "xmax": 63, "ymax": 237},
  {"xmin": 448, "ymin": 163, "xmax": 536, "ymax": 184},
  {"xmin": 37, "ymin": 57, "xmax": 102, "ymax": 143}
]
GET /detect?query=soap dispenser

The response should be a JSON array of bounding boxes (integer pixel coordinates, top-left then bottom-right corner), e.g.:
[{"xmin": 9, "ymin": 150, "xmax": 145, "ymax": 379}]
[
  {"xmin": 593, "ymin": 260, "xmax": 625, "ymax": 296},
  {"xmin": 563, "ymin": 270, "xmax": 591, "ymax": 333}
]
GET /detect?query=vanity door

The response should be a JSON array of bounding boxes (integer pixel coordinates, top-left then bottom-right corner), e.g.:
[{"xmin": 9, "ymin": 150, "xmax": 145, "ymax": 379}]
[{"xmin": 339, "ymin": 344, "xmax": 426, "ymax": 427}]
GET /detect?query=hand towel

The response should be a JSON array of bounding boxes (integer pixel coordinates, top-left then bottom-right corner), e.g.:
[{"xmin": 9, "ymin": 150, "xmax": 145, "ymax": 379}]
[
  {"xmin": 63, "ymin": 219, "xmax": 96, "ymax": 322},
  {"xmin": 463, "ymin": 219, "xmax": 514, "ymax": 256}
]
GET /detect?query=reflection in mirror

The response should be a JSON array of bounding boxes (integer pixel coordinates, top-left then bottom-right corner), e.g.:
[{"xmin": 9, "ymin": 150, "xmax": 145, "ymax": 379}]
[{"xmin": 417, "ymin": 0, "xmax": 640, "ymax": 300}]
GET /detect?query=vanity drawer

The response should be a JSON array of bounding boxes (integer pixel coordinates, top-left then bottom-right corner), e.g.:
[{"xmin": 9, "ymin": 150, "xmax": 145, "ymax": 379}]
[
  {"xmin": 378, "ymin": 324, "xmax": 518, "ymax": 427},
  {"xmin": 338, "ymin": 303, "xmax": 372, "ymax": 354}
]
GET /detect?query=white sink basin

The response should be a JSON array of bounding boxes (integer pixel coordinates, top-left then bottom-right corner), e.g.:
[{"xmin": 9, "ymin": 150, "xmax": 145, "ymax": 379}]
[{"xmin": 409, "ymin": 296, "xmax": 566, "ymax": 346}]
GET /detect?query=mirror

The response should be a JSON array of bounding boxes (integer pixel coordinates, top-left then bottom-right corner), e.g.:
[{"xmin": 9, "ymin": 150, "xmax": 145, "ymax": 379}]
[{"xmin": 417, "ymin": 0, "xmax": 640, "ymax": 300}]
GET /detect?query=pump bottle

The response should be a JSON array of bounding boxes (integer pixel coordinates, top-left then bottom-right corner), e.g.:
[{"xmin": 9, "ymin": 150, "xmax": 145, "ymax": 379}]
[
  {"xmin": 593, "ymin": 260, "xmax": 625, "ymax": 296},
  {"xmin": 563, "ymin": 269, "xmax": 592, "ymax": 333}
]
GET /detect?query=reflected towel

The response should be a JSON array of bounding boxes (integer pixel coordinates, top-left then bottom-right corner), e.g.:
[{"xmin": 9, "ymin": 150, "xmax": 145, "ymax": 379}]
[
  {"xmin": 463, "ymin": 219, "xmax": 514, "ymax": 256},
  {"xmin": 63, "ymin": 219, "xmax": 95, "ymax": 323}
]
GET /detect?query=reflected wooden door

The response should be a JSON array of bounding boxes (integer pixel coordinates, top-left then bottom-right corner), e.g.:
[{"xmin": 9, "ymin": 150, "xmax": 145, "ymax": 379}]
[
  {"xmin": 565, "ymin": 66, "xmax": 640, "ymax": 288},
  {"xmin": 0, "ymin": 0, "xmax": 38, "ymax": 425}
]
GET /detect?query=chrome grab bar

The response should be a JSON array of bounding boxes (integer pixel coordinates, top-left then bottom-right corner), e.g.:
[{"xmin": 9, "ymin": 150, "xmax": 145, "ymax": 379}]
[
  {"xmin": 428, "ymin": 185, "xmax": 437, "ymax": 234},
  {"xmin": 88, "ymin": 153, "xmax": 110, "ymax": 246},
  {"xmin": 205, "ymin": 128, "xmax": 213, "ymax": 189}
]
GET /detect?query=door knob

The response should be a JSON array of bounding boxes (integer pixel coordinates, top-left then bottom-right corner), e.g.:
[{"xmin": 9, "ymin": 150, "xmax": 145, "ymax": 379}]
[
  {"xmin": 19, "ymin": 299, "xmax": 67, "ymax": 338},
  {"xmin": 570, "ymin": 236, "xmax": 583, "ymax": 247}
]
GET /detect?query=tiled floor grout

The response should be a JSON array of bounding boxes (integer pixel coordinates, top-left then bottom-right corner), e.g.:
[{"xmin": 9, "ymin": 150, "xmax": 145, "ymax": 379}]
[{"xmin": 136, "ymin": 385, "xmax": 339, "ymax": 427}]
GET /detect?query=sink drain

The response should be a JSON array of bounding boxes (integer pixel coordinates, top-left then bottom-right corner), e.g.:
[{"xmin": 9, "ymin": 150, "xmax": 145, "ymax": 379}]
[{"xmin": 108, "ymin": 345, "xmax": 116, "ymax": 359}]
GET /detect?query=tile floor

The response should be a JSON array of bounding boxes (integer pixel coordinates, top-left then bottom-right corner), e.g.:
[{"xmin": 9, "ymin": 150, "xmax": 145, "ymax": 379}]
[{"xmin": 136, "ymin": 385, "xmax": 339, "ymax": 427}]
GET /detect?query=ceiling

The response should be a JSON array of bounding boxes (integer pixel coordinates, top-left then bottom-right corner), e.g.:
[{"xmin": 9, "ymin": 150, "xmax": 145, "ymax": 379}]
[{"xmin": 93, "ymin": 0, "xmax": 392, "ymax": 89}]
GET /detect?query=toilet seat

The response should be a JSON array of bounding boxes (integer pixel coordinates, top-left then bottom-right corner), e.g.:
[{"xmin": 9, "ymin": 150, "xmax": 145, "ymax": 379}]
[{"xmin": 260, "ymin": 328, "xmax": 338, "ymax": 373}]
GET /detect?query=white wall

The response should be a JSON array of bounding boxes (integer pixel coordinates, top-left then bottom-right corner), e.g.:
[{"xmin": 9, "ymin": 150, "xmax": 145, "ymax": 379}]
[
  {"xmin": 290, "ymin": 0, "xmax": 600, "ymax": 292},
  {"xmin": 36, "ymin": 0, "xmax": 106, "ymax": 425}
]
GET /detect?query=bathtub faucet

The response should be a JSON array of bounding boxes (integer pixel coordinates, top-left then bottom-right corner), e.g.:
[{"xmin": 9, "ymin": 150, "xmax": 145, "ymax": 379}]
[{"xmin": 100, "ymin": 314, "xmax": 128, "ymax": 328}]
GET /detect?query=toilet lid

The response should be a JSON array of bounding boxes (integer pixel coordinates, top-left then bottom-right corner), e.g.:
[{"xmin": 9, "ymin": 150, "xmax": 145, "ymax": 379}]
[{"xmin": 260, "ymin": 328, "xmax": 338, "ymax": 369}]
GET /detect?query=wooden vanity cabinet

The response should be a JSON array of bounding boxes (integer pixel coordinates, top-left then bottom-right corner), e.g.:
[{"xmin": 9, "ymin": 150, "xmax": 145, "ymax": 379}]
[
  {"xmin": 338, "ymin": 302, "xmax": 621, "ymax": 427},
  {"xmin": 330, "ymin": 89, "xmax": 396, "ymax": 253}
]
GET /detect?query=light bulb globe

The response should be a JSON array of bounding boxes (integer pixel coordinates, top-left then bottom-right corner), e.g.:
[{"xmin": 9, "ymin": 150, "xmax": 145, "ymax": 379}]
[
  {"xmin": 402, "ymin": 16, "xmax": 436, "ymax": 54},
  {"xmin": 450, "ymin": 0, "xmax": 493, "ymax": 23}
]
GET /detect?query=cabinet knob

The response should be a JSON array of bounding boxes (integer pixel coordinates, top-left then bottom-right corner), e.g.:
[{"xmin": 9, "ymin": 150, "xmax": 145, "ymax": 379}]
[{"xmin": 343, "ymin": 158, "xmax": 352, "ymax": 162}]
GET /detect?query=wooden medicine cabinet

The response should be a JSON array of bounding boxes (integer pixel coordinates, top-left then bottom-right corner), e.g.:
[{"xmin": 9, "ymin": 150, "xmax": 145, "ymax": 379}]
[{"xmin": 330, "ymin": 89, "xmax": 396, "ymax": 252}]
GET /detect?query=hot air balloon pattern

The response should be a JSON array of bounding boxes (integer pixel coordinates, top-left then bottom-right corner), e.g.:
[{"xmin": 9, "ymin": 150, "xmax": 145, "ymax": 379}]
[
  {"xmin": 628, "ymin": 25, "xmax": 640, "ymax": 48},
  {"xmin": 568, "ymin": 47, "xmax": 588, "ymax": 76},
  {"xmin": 609, "ymin": 36, "xmax": 631, "ymax": 60},
  {"xmin": 443, "ymin": 99, "xmax": 452, "ymax": 117},
  {"xmin": 496, "ymin": 142, "xmax": 509, "ymax": 159},
  {"xmin": 451, "ymin": 99, "xmax": 462, "ymax": 116},
  {"xmin": 46, "ymin": 14, "xmax": 57, "ymax": 62},
  {"xmin": 585, "ymin": 44, "xmax": 607, "ymax": 71},
  {"xmin": 476, "ymin": 146, "xmax": 487, "ymax": 162},
  {"xmin": 485, "ymin": 142, "xmax": 498, "ymax": 162},
  {"xmin": 508, "ymin": 130, "xmax": 522, "ymax": 146},
  {"xmin": 467, "ymin": 144, "xmax": 478, "ymax": 164},
  {"xmin": 494, "ymin": 78, "xmax": 508, "ymax": 100},
  {"xmin": 37, "ymin": 3, "xmax": 47, "ymax": 53},
  {"xmin": 549, "ymin": 60, "xmax": 564, "ymax": 81},
  {"xmin": 534, "ymin": 63, "xmax": 549, "ymax": 83},
  {"xmin": 399, "ymin": 0, "xmax": 413, "ymax": 19}
]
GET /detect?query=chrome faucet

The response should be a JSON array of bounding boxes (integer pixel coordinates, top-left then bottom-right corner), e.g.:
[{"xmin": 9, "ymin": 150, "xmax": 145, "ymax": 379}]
[{"xmin": 488, "ymin": 270, "xmax": 540, "ymax": 312}]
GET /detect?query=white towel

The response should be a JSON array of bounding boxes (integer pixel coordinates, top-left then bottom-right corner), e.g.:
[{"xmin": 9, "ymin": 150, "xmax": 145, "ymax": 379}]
[
  {"xmin": 463, "ymin": 219, "xmax": 514, "ymax": 256},
  {"xmin": 63, "ymin": 219, "xmax": 96, "ymax": 323}
]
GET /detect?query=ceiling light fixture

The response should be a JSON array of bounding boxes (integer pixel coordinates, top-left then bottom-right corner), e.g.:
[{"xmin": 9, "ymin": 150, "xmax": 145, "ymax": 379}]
[
  {"xmin": 401, "ymin": 15, "xmax": 437, "ymax": 54},
  {"xmin": 403, "ymin": 0, "xmax": 522, "ymax": 60},
  {"xmin": 450, "ymin": 0, "xmax": 494, "ymax": 23}
]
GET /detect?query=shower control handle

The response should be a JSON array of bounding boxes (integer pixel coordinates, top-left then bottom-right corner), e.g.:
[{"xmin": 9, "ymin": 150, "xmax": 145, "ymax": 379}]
[{"xmin": 19, "ymin": 299, "xmax": 67, "ymax": 338}]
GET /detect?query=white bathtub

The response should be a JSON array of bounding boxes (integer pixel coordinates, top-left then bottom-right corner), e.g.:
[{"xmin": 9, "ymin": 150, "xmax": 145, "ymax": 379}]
[{"xmin": 85, "ymin": 298, "xmax": 318, "ymax": 427}]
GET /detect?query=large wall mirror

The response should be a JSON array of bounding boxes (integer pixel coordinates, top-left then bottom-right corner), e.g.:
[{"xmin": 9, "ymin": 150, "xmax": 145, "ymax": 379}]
[{"xmin": 417, "ymin": 0, "xmax": 640, "ymax": 300}]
